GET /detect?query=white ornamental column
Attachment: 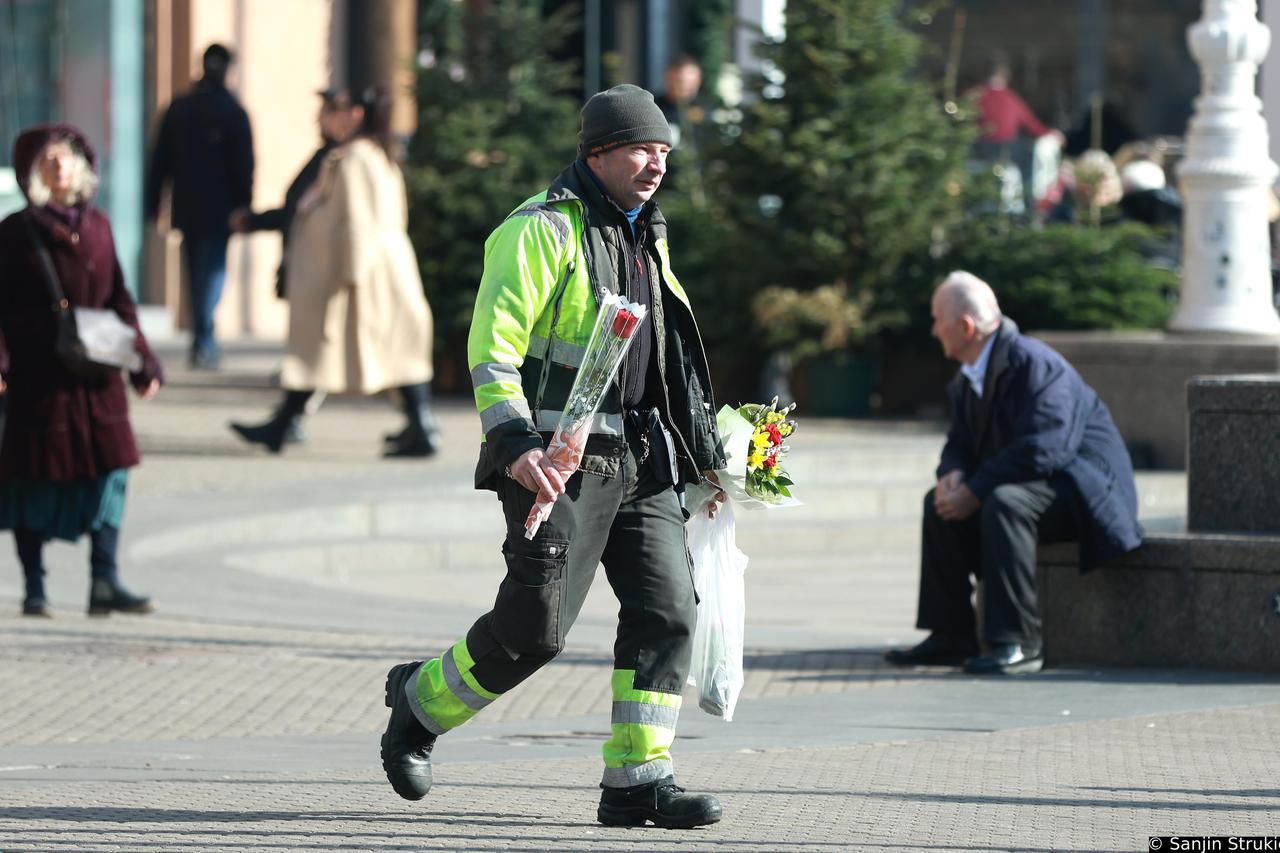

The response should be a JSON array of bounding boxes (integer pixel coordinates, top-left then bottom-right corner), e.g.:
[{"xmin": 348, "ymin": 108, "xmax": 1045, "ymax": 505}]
[{"xmin": 1171, "ymin": 0, "xmax": 1280, "ymax": 335}]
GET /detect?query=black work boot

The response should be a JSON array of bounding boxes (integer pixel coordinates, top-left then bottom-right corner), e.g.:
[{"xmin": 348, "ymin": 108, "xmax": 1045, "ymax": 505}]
[
  {"xmin": 88, "ymin": 579, "xmax": 155, "ymax": 616},
  {"xmin": 598, "ymin": 776, "xmax": 723, "ymax": 829},
  {"xmin": 381, "ymin": 661, "xmax": 436, "ymax": 800},
  {"xmin": 230, "ymin": 390, "xmax": 313, "ymax": 454},
  {"xmin": 383, "ymin": 383, "xmax": 441, "ymax": 458}
]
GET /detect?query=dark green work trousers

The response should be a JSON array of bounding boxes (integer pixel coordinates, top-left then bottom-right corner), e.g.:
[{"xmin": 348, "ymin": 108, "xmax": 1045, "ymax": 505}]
[{"xmin": 463, "ymin": 420, "xmax": 697, "ymax": 698}]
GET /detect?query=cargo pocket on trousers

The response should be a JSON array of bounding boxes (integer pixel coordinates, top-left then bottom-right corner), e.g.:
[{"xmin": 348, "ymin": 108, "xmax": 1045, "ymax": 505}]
[{"xmin": 492, "ymin": 537, "xmax": 569, "ymax": 655}]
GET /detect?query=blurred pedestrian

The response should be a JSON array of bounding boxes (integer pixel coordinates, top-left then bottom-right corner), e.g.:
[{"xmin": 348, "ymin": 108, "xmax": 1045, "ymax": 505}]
[
  {"xmin": 228, "ymin": 87, "xmax": 363, "ymax": 446},
  {"xmin": 146, "ymin": 43, "xmax": 255, "ymax": 370},
  {"xmin": 654, "ymin": 54, "xmax": 712, "ymax": 198},
  {"xmin": 970, "ymin": 55, "xmax": 1063, "ymax": 212},
  {"xmin": 229, "ymin": 87, "xmax": 439, "ymax": 457},
  {"xmin": 0, "ymin": 124, "xmax": 164, "ymax": 617},
  {"xmin": 655, "ymin": 54, "xmax": 709, "ymax": 151},
  {"xmin": 971, "ymin": 56, "xmax": 1062, "ymax": 158}
]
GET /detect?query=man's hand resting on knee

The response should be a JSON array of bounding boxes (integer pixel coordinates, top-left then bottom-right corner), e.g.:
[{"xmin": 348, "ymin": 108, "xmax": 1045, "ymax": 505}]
[{"xmin": 935, "ymin": 469, "xmax": 980, "ymax": 521}]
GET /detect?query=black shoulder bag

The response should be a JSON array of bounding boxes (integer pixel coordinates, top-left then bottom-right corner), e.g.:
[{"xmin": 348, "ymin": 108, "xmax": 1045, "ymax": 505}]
[{"xmin": 21, "ymin": 211, "xmax": 125, "ymax": 382}]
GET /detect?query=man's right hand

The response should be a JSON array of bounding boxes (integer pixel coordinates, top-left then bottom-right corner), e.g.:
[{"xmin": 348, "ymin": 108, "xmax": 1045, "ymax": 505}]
[
  {"xmin": 936, "ymin": 469, "xmax": 964, "ymax": 503},
  {"xmin": 510, "ymin": 447, "xmax": 567, "ymax": 502}
]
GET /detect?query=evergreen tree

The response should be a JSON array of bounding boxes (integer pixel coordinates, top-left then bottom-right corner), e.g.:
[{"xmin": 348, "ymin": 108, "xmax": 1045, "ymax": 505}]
[
  {"xmin": 405, "ymin": 1, "xmax": 582, "ymax": 386},
  {"xmin": 713, "ymin": 0, "xmax": 974, "ymax": 338}
]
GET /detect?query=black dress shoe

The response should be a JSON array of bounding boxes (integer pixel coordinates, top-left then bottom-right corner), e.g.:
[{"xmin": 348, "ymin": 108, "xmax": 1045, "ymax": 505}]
[
  {"xmin": 884, "ymin": 632, "xmax": 978, "ymax": 667},
  {"xmin": 598, "ymin": 776, "xmax": 723, "ymax": 829},
  {"xmin": 22, "ymin": 598, "xmax": 51, "ymax": 618},
  {"xmin": 88, "ymin": 580, "xmax": 155, "ymax": 616},
  {"xmin": 381, "ymin": 661, "xmax": 436, "ymax": 800},
  {"xmin": 963, "ymin": 643, "xmax": 1044, "ymax": 675}
]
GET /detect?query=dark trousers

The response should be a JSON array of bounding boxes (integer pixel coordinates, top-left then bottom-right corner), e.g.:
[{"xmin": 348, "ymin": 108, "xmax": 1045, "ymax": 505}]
[
  {"xmin": 17, "ymin": 524, "xmax": 120, "ymax": 601},
  {"xmin": 463, "ymin": 421, "xmax": 696, "ymax": 697},
  {"xmin": 916, "ymin": 478, "xmax": 1078, "ymax": 648},
  {"xmin": 182, "ymin": 231, "xmax": 229, "ymax": 357}
]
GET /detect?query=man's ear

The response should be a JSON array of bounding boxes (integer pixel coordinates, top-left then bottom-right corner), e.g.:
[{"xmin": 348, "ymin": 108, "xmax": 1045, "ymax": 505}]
[{"xmin": 961, "ymin": 314, "xmax": 979, "ymax": 339}]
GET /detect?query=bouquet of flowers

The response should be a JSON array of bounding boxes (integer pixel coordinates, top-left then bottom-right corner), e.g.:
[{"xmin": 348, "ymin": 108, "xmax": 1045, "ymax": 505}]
[
  {"xmin": 738, "ymin": 400, "xmax": 797, "ymax": 503},
  {"xmin": 524, "ymin": 292, "xmax": 647, "ymax": 539},
  {"xmin": 687, "ymin": 397, "xmax": 801, "ymax": 513}
]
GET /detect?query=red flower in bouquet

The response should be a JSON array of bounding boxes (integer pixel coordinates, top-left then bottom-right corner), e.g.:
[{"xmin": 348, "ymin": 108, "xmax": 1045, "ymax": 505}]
[{"xmin": 612, "ymin": 308, "xmax": 641, "ymax": 338}]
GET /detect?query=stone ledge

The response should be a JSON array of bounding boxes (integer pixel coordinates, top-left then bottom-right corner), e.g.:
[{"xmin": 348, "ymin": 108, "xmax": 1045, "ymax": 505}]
[{"xmin": 1038, "ymin": 533, "xmax": 1280, "ymax": 671}]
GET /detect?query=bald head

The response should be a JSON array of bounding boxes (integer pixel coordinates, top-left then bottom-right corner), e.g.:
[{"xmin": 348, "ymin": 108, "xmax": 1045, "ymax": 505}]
[
  {"xmin": 930, "ymin": 271, "xmax": 1002, "ymax": 364},
  {"xmin": 934, "ymin": 271, "xmax": 1001, "ymax": 334}
]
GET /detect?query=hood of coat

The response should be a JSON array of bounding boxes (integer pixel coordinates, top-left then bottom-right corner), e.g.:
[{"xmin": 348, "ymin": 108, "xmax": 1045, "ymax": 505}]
[{"xmin": 11, "ymin": 123, "xmax": 99, "ymax": 201}]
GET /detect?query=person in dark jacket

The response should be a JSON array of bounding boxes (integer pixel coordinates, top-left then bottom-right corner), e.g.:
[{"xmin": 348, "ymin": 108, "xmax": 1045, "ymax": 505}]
[
  {"xmin": 227, "ymin": 87, "xmax": 360, "ymax": 445},
  {"xmin": 378, "ymin": 84, "xmax": 728, "ymax": 829},
  {"xmin": 145, "ymin": 43, "xmax": 254, "ymax": 370},
  {"xmin": 0, "ymin": 124, "xmax": 164, "ymax": 617},
  {"xmin": 885, "ymin": 271, "xmax": 1142, "ymax": 675}
]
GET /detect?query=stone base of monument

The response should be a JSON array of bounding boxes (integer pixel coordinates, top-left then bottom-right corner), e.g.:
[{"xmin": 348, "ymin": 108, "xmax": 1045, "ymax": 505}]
[
  {"xmin": 1036, "ymin": 375, "xmax": 1280, "ymax": 672},
  {"xmin": 1038, "ymin": 536, "xmax": 1280, "ymax": 671},
  {"xmin": 1032, "ymin": 331, "xmax": 1280, "ymax": 470}
]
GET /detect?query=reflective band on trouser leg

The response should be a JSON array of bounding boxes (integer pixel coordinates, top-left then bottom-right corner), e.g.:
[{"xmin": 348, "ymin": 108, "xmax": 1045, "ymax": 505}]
[
  {"xmin": 601, "ymin": 669, "xmax": 681, "ymax": 788},
  {"xmin": 411, "ymin": 639, "xmax": 503, "ymax": 736}
]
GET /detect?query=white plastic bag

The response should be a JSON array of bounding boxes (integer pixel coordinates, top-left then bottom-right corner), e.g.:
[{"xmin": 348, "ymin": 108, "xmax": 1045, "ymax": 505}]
[{"xmin": 686, "ymin": 500, "xmax": 748, "ymax": 721}]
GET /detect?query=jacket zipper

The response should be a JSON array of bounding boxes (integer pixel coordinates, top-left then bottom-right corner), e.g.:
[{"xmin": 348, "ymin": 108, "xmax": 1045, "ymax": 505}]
[{"xmin": 533, "ymin": 259, "xmax": 577, "ymax": 418}]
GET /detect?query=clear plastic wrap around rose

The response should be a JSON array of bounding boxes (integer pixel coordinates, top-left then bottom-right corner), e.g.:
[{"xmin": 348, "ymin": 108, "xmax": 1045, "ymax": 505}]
[{"xmin": 524, "ymin": 292, "xmax": 648, "ymax": 539}]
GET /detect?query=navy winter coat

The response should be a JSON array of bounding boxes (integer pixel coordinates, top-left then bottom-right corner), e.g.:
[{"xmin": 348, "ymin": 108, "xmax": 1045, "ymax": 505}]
[
  {"xmin": 938, "ymin": 317, "xmax": 1143, "ymax": 572},
  {"xmin": 145, "ymin": 80, "xmax": 254, "ymax": 237}
]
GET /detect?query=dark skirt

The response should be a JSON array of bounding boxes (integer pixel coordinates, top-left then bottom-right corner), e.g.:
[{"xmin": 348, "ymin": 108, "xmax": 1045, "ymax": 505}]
[{"xmin": 0, "ymin": 469, "xmax": 128, "ymax": 542}]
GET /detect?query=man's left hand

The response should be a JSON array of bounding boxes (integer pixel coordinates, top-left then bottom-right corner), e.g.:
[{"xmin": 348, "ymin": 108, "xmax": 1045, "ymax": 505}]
[
  {"xmin": 935, "ymin": 482, "xmax": 980, "ymax": 521},
  {"xmin": 702, "ymin": 470, "xmax": 727, "ymax": 519}
]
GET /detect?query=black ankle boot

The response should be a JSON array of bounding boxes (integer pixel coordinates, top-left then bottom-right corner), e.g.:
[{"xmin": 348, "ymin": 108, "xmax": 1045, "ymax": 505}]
[
  {"xmin": 598, "ymin": 776, "xmax": 723, "ymax": 829},
  {"xmin": 381, "ymin": 661, "xmax": 436, "ymax": 800},
  {"xmin": 22, "ymin": 597, "xmax": 51, "ymax": 617},
  {"xmin": 16, "ymin": 528, "xmax": 49, "ymax": 617},
  {"xmin": 231, "ymin": 390, "xmax": 313, "ymax": 454},
  {"xmin": 384, "ymin": 383, "xmax": 440, "ymax": 458},
  {"xmin": 88, "ymin": 579, "xmax": 155, "ymax": 616}
]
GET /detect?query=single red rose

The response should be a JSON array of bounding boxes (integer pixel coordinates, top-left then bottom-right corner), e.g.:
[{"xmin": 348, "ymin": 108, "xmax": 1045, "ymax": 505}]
[
  {"xmin": 764, "ymin": 454, "xmax": 777, "ymax": 469},
  {"xmin": 767, "ymin": 423, "xmax": 782, "ymax": 444},
  {"xmin": 613, "ymin": 309, "xmax": 640, "ymax": 338}
]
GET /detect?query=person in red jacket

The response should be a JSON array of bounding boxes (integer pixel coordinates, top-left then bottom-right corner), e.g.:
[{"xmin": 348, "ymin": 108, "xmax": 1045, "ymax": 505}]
[
  {"xmin": 972, "ymin": 58, "xmax": 1062, "ymax": 149},
  {"xmin": 0, "ymin": 124, "xmax": 164, "ymax": 617}
]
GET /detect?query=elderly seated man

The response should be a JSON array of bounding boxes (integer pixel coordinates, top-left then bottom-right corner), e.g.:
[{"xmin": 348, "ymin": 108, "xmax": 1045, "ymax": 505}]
[{"xmin": 885, "ymin": 272, "xmax": 1142, "ymax": 675}]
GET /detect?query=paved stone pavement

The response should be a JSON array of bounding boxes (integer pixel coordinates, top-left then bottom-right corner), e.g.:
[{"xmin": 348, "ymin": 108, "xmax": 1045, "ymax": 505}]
[{"xmin": 0, "ymin": 340, "xmax": 1276, "ymax": 852}]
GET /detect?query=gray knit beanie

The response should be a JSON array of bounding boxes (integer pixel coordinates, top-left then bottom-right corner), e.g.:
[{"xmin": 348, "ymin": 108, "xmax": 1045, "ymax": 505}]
[{"xmin": 578, "ymin": 84, "xmax": 673, "ymax": 158}]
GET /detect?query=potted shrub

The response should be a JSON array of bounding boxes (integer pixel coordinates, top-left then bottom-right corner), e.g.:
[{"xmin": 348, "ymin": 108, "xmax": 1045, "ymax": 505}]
[{"xmin": 751, "ymin": 282, "xmax": 879, "ymax": 417}]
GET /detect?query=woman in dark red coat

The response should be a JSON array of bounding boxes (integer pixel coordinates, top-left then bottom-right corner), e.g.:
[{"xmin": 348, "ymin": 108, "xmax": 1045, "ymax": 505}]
[{"xmin": 0, "ymin": 124, "xmax": 164, "ymax": 617}]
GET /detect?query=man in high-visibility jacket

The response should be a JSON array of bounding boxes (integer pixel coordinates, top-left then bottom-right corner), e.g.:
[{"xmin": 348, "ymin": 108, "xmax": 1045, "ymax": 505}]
[{"xmin": 379, "ymin": 84, "xmax": 727, "ymax": 829}]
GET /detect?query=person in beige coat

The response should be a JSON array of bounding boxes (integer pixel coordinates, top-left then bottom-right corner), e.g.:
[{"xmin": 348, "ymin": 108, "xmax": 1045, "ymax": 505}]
[{"xmin": 231, "ymin": 87, "xmax": 439, "ymax": 457}]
